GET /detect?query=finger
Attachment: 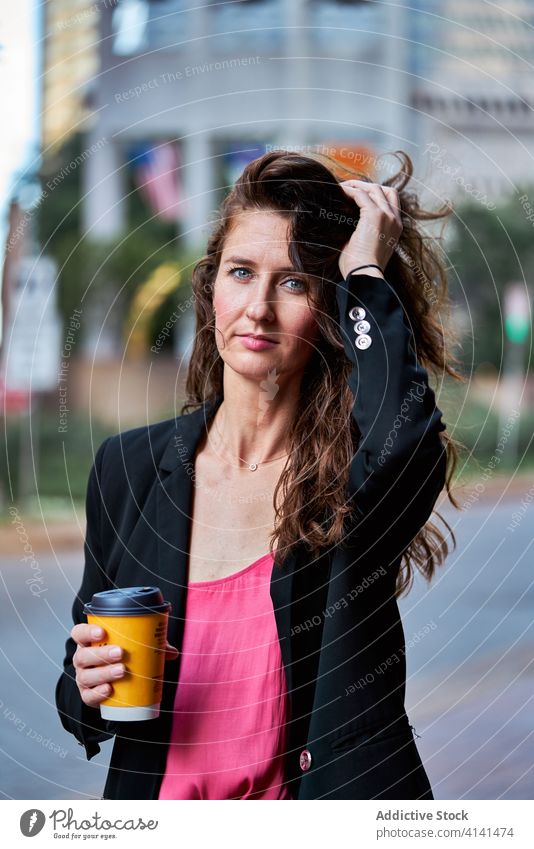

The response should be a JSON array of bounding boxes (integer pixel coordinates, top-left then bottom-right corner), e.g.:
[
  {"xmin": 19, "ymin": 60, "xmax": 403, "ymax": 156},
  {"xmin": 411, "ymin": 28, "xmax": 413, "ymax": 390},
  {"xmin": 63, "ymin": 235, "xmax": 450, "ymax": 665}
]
[
  {"xmin": 340, "ymin": 179, "xmax": 381, "ymax": 198},
  {"xmin": 339, "ymin": 179, "xmax": 373, "ymax": 187},
  {"xmin": 81, "ymin": 683, "xmax": 113, "ymax": 708},
  {"xmin": 342, "ymin": 181, "xmax": 401, "ymax": 222},
  {"xmin": 165, "ymin": 643, "xmax": 179, "ymax": 660},
  {"xmin": 77, "ymin": 662, "xmax": 125, "ymax": 690},
  {"xmin": 381, "ymin": 185, "xmax": 401, "ymax": 206},
  {"xmin": 381, "ymin": 185, "xmax": 403, "ymax": 224},
  {"xmin": 340, "ymin": 185, "xmax": 384, "ymax": 225},
  {"xmin": 340, "ymin": 184, "xmax": 375, "ymax": 208},
  {"xmin": 341, "ymin": 182, "xmax": 386, "ymax": 206},
  {"xmin": 349, "ymin": 182, "xmax": 393, "ymax": 217},
  {"xmin": 71, "ymin": 623, "xmax": 107, "ymax": 646},
  {"xmin": 75, "ymin": 643, "xmax": 123, "ymax": 669},
  {"xmin": 343, "ymin": 185, "xmax": 402, "ymax": 240}
]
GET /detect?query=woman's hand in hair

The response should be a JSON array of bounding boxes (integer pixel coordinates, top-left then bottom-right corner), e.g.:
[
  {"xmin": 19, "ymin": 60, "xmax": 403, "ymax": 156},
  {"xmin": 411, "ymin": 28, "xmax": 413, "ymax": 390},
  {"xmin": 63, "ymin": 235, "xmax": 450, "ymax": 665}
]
[{"xmin": 337, "ymin": 180, "xmax": 403, "ymax": 279}]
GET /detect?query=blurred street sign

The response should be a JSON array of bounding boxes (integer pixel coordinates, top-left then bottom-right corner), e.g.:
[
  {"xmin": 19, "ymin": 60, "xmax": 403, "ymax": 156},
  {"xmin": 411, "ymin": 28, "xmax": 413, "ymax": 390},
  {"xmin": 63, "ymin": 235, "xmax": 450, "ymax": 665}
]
[
  {"xmin": 0, "ymin": 376, "xmax": 30, "ymax": 413},
  {"xmin": 1, "ymin": 255, "xmax": 61, "ymax": 392},
  {"xmin": 323, "ymin": 143, "xmax": 377, "ymax": 178},
  {"xmin": 504, "ymin": 283, "xmax": 530, "ymax": 344},
  {"xmin": 497, "ymin": 282, "xmax": 530, "ymax": 464}
]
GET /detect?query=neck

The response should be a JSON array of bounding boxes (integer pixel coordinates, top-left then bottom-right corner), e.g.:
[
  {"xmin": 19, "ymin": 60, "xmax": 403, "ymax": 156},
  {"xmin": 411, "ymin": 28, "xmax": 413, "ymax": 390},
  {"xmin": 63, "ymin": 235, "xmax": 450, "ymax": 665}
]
[{"xmin": 208, "ymin": 370, "xmax": 302, "ymax": 468}]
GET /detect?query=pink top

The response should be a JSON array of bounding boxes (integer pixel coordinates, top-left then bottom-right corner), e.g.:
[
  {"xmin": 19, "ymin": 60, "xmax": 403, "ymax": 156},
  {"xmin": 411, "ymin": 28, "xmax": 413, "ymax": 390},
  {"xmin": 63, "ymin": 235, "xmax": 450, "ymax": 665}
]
[{"xmin": 158, "ymin": 552, "xmax": 293, "ymax": 800}]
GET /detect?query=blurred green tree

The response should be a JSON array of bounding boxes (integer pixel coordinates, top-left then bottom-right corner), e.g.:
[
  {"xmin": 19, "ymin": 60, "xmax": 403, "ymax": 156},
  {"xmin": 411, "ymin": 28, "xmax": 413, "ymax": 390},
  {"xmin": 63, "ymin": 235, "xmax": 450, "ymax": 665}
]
[
  {"xmin": 36, "ymin": 133, "xmax": 201, "ymax": 353},
  {"xmin": 447, "ymin": 189, "xmax": 534, "ymax": 371}
]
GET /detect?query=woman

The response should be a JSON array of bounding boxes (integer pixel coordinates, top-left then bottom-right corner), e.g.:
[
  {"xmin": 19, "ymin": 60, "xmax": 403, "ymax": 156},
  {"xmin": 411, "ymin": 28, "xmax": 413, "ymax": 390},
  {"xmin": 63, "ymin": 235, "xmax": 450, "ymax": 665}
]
[{"xmin": 56, "ymin": 149, "xmax": 461, "ymax": 800}]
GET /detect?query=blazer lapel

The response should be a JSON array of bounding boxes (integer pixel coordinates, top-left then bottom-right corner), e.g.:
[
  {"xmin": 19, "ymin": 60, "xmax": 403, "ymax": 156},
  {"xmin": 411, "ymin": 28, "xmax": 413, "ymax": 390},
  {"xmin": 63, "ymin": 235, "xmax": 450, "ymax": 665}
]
[
  {"xmin": 269, "ymin": 551, "xmax": 296, "ymax": 699},
  {"xmin": 155, "ymin": 397, "xmax": 220, "ymax": 651}
]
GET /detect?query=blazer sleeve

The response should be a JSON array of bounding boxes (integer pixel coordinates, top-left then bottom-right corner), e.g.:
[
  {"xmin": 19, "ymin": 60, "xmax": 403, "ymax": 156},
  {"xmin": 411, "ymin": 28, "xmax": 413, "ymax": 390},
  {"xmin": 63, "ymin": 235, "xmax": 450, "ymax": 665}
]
[
  {"xmin": 336, "ymin": 270, "xmax": 448, "ymax": 557},
  {"xmin": 55, "ymin": 436, "xmax": 116, "ymax": 761}
]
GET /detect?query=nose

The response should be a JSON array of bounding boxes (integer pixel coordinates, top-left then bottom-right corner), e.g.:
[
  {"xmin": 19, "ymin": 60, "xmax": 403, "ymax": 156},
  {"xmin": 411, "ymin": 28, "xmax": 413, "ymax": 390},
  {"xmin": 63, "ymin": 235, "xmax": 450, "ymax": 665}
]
[{"xmin": 245, "ymin": 278, "xmax": 276, "ymax": 322}]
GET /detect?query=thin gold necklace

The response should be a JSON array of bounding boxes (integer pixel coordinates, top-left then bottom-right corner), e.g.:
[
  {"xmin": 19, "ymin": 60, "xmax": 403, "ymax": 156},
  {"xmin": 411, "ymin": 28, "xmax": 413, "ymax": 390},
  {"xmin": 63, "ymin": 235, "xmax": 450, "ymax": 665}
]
[
  {"xmin": 209, "ymin": 417, "xmax": 290, "ymax": 471},
  {"xmin": 221, "ymin": 449, "xmax": 290, "ymax": 472}
]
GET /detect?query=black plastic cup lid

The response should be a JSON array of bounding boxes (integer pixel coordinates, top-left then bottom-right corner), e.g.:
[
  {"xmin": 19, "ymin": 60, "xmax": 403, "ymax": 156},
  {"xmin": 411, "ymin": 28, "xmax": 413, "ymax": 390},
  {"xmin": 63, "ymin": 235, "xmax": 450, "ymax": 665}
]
[{"xmin": 83, "ymin": 586, "xmax": 172, "ymax": 617}]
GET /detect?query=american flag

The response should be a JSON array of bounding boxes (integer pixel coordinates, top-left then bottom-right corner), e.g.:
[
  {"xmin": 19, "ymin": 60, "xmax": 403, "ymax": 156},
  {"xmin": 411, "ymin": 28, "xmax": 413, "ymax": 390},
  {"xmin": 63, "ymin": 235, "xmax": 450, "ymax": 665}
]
[{"xmin": 131, "ymin": 141, "xmax": 183, "ymax": 222}]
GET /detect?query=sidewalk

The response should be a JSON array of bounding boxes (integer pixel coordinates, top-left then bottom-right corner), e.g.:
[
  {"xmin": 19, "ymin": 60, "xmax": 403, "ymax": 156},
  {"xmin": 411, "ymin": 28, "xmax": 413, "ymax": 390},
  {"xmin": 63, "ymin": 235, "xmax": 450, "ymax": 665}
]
[
  {"xmin": 448, "ymin": 470, "xmax": 533, "ymax": 505},
  {"xmin": 0, "ymin": 510, "xmax": 85, "ymax": 555}
]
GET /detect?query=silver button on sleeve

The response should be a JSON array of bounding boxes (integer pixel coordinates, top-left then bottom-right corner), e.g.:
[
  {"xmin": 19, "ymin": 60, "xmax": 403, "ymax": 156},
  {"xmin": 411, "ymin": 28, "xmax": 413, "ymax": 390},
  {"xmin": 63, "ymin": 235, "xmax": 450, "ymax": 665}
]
[
  {"xmin": 355, "ymin": 334, "xmax": 372, "ymax": 350},
  {"xmin": 349, "ymin": 306, "xmax": 366, "ymax": 321},
  {"xmin": 354, "ymin": 319, "xmax": 371, "ymax": 335}
]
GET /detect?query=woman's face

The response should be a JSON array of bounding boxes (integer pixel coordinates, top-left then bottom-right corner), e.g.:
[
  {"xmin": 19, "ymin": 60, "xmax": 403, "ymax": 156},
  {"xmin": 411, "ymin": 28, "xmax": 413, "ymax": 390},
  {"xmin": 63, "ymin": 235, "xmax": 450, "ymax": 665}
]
[{"xmin": 212, "ymin": 210, "xmax": 321, "ymax": 382}]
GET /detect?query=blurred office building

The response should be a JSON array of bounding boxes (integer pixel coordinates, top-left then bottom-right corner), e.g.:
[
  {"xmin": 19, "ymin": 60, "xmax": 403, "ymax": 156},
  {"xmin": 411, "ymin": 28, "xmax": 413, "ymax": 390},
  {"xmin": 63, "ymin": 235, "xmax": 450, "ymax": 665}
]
[
  {"xmin": 410, "ymin": 0, "xmax": 534, "ymax": 203},
  {"xmin": 32, "ymin": 0, "xmax": 534, "ymax": 419},
  {"xmin": 39, "ymin": 0, "xmax": 534, "ymax": 245},
  {"xmin": 41, "ymin": 0, "xmax": 101, "ymax": 153},
  {"xmin": 63, "ymin": 0, "xmax": 398, "ymax": 250}
]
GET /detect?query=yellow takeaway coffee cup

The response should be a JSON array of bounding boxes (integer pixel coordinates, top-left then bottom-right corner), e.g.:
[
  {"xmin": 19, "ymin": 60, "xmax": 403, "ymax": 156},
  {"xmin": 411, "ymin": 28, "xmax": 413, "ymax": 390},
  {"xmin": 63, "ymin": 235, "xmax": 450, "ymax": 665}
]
[{"xmin": 84, "ymin": 586, "xmax": 172, "ymax": 721}]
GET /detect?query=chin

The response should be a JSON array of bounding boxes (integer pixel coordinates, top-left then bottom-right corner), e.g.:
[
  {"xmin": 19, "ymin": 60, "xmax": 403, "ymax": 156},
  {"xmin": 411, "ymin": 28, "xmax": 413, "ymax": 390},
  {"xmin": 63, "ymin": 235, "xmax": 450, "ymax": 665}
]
[
  {"xmin": 226, "ymin": 352, "xmax": 277, "ymax": 371},
  {"xmin": 222, "ymin": 350, "xmax": 285, "ymax": 378}
]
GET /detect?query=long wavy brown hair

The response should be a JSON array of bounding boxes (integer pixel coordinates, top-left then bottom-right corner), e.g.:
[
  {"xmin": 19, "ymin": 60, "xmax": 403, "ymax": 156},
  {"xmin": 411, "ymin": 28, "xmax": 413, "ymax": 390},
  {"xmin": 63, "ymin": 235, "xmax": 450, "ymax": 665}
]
[{"xmin": 182, "ymin": 148, "xmax": 464, "ymax": 598}]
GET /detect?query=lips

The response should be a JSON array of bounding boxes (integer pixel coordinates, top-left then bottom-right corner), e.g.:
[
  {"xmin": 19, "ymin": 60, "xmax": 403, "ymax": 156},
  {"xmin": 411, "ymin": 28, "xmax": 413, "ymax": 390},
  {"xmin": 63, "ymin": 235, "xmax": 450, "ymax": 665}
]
[
  {"xmin": 237, "ymin": 334, "xmax": 279, "ymax": 351},
  {"xmin": 238, "ymin": 334, "xmax": 279, "ymax": 343}
]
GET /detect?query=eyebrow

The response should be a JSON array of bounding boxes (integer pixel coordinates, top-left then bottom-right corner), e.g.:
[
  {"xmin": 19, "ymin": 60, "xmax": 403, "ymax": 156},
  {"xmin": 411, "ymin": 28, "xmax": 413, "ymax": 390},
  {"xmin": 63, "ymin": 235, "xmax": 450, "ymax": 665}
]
[{"xmin": 223, "ymin": 256, "xmax": 298, "ymax": 273}]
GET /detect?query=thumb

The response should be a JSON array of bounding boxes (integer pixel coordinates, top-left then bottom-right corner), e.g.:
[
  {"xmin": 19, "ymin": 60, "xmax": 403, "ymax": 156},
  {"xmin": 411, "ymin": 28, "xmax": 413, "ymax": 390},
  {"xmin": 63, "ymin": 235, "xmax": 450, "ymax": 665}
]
[{"xmin": 165, "ymin": 642, "xmax": 179, "ymax": 660}]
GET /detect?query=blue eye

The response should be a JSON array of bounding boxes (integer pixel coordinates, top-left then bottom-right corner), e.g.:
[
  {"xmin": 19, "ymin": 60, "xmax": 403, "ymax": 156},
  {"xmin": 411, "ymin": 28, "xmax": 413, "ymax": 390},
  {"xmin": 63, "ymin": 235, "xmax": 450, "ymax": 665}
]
[
  {"xmin": 227, "ymin": 266, "xmax": 307, "ymax": 293},
  {"xmin": 228, "ymin": 266, "xmax": 250, "ymax": 279},
  {"xmin": 283, "ymin": 278, "xmax": 306, "ymax": 293}
]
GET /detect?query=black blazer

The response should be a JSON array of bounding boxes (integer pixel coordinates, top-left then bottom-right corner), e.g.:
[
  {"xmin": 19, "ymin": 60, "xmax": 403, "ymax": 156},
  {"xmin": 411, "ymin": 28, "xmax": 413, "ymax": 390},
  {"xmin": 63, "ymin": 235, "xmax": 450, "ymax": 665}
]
[{"xmin": 56, "ymin": 270, "xmax": 447, "ymax": 800}]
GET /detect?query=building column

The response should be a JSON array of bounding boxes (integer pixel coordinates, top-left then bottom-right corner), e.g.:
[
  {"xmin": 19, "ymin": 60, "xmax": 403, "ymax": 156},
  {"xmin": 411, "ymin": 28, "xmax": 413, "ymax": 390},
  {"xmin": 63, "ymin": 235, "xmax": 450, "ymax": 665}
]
[
  {"xmin": 81, "ymin": 135, "xmax": 127, "ymax": 239},
  {"xmin": 384, "ymin": 0, "xmax": 411, "ymax": 150},
  {"xmin": 284, "ymin": 0, "xmax": 309, "ymax": 149},
  {"xmin": 181, "ymin": 132, "xmax": 216, "ymax": 251}
]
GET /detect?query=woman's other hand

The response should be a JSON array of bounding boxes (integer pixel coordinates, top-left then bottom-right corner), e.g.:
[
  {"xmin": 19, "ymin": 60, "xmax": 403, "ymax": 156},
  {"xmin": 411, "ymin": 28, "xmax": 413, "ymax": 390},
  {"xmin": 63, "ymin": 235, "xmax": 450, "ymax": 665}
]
[{"xmin": 338, "ymin": 180, "xmax": 403, "ymax": 279}]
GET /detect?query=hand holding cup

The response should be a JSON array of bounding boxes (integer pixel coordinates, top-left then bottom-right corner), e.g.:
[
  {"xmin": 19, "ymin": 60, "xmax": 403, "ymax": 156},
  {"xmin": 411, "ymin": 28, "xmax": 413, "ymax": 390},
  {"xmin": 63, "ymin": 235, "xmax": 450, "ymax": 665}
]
[
  {"xmin": 72, "ymin": 586, "xmax": 175, "ymax": 721},
  {"xmin": 71, "ymin": 623, "xmax": 179, "ymax": 709}
]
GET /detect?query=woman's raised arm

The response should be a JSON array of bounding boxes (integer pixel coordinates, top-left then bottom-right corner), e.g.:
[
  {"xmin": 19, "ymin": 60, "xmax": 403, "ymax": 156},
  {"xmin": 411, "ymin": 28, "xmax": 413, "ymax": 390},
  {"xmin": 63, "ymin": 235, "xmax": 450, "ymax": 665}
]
[{"xmin": 336, "ymin": 181, "xmax": 447, "ymax": 557}]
